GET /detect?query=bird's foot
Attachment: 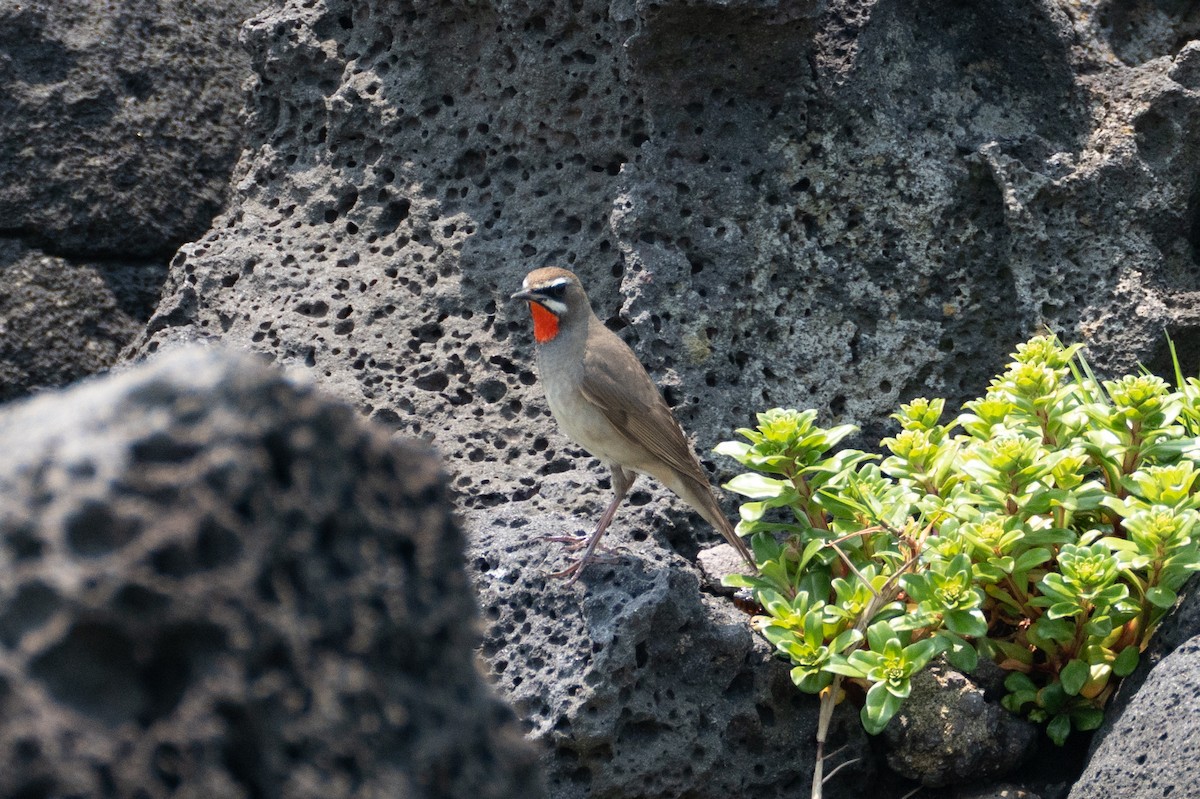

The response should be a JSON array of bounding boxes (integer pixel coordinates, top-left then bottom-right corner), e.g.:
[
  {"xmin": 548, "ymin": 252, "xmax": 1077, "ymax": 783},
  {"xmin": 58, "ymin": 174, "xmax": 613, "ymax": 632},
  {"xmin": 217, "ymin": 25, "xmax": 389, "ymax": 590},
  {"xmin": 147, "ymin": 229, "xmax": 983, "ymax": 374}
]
[
  {"xmin": 541, "ymin": 533, "xmax": 597, "ymax": 552},
  {"xmin": 546, "ymin": 559, "xmax": 588, "ymax": 585},
  {"xmin": 545, "ymin": 551, "xmax": 623, "ymax": 584},
  {"xmin": 542, "ymin": 535, "xmax": 619, "ymax": 554}
]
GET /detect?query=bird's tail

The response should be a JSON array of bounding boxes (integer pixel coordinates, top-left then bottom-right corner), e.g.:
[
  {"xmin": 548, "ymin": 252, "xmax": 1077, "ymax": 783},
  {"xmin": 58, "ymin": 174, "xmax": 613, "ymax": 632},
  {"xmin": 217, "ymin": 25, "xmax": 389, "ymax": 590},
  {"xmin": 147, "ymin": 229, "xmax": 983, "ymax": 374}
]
[{"xmin": 670, "ymin": 471, "xmax": 757, "ymax": 571}]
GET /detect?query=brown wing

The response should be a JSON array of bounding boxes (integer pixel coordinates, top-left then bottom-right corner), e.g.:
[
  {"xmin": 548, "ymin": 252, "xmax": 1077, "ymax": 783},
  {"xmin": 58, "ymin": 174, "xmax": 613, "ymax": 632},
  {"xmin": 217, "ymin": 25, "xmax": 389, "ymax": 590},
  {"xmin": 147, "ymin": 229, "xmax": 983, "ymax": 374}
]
[
  {"xmin": 580, "ymin": 321, "xmax": 758, "ymax": 570},
  {"xmin": 578, "ymin": 322, "xmax": 708, "ymax": 481}
]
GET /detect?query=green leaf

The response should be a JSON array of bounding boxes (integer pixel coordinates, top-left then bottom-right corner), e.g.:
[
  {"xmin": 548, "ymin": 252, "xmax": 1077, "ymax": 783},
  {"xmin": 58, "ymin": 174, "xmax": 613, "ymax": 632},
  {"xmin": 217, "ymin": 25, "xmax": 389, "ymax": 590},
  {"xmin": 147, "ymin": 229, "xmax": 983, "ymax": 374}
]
[
  {"xmin": 1013, "ymin": 547, "xmax": 1053, "ymax": 572},
  {"xmin": 1060, "ymin": 659, "xmax": 1089, "ymax": 696},
  {"xmin": 904, "ymin": 637, "xmax": 946, "ymax": 671},
  {"xmin": 1099, "ymin": 536, "xmax": 1139, "ymax": 554},
  {"xmin": 791, "ymin": 666, "xmax": 833, "ymax": 693},
  {"xmin": 1037, "ymin": 573, "xmax": 1079, "ymax": 604},
  {"xmin": 824, "ymin": 658, "xmax": 869, "ymax": 679},
  {"xmin": 1046, "ymin": 714, "xmax": 1072, "ymax": 746},
  {"xmin": 1004, "ymin": 671, "xmax": 1038, "ymax": 694},
  {"xmin": 830, "ymin": 628, "xmax": 864, "ymax": 653},
  {"xmin": 795, "ymin": 537, "xmax": 826, "ymax": 572},
  {"xmin": 1084, "ymin": 614, "xmax": 1114, "ymax": 638},
  {"xmin": 816, "ymin": 489, "xmax": 872, "ymax": 519},
  {"xmin": 721, "ymin": 573, "xmax": 758, "ymax": 589},
  {"xmin": 866, "ymin": 620, "xmax": 900, "ymax": 654},
  {"xmin": 1146, "ymin": 585, "xmax": 1178, "ymax": 609},
  {"xmin": 943, "ymin": 608, "xmax": 989, "ymax": 638},
  {"xmin": 723, "ymin": 472, "xmax": 788, "ymax": 498},
  {"xmin": 820, "ymin": 423, "xmax": 862, "ymax": 451},
  {"xmin": 713, "ymin": 440, "xmax": 751, "ymax": 462},
  {"xmin": 1045, "ymin": 601, "xmax": 1082, "ymax": 621},
  {"xmin": 1002, "ymin": 692, "xmax": 1031, "ymax": 714},
  {"xmin": 984, "ymin": 584, "xmax": 1027, "ymax": 615},
  {"xmin": 940, "ymin": 634, "xmax": 979, "ymax": 672},
  {"xmin": 862, "ymin": 681, "xmax": 905, "ymax": 735},
  {"xmin": 1031, "ymin": 616, "xmax": 1075, "ymax": 646},
  {"xmin": 890, "ymin": 609, "xmax": 940, "ymax": 631},
  {"xmin": 1038, "ymin": 681, "xmax": 1069, "ymax": 714},
  {"xmin": 901, "ymin": 573, "xmax": 935, "ymax": 604},
  {"xmin": 1113, "ymin": 644, "xmax": 1140, "ymax": 677},
  {"xmin": 990, "ymin": 638, "xmax": 1034, "ymax": 667},
  {"xmin": 737, "ymin": 501, "xmax": 769, "ymax": 522},
  {"xmin": 1072, "ymin": 707, "xmax": 1105, "ymax": 731}
]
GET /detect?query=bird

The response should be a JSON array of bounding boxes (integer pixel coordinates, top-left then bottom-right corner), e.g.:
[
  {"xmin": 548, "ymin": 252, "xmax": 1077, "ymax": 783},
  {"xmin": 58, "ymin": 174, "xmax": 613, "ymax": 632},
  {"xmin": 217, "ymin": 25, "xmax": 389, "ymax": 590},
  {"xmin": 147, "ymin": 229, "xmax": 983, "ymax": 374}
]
[{"xmin": 511, "ymin": 266, "xmax": 757, "ymax": 583}]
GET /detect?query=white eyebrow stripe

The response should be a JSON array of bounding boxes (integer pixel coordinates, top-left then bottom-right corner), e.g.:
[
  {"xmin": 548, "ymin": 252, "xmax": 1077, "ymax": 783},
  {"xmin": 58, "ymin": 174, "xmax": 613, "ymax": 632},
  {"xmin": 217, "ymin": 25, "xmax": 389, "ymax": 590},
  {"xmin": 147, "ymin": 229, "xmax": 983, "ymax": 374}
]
[{"xmin": 544, "ymin": 277, "xmax": 570, "ymax": 289}]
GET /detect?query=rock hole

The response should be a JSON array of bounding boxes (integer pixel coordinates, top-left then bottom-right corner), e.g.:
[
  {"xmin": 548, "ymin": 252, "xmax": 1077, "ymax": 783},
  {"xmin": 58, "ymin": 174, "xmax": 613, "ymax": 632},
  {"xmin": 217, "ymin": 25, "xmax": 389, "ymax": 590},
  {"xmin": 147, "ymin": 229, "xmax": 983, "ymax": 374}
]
[
  {"xmin": 0, "ymin": 580, "xmax": 62, "ymax": 647},
  {"xmin": 130, "ymin": 433, "xmax": 201, "ymax": 464},
  {"xmin": 65, "ymin": 500, "xmax": 142, "ymax": 557},
  {"xmin": 29, "ymin": 622, "xmax": 144, "ymax": 725}
]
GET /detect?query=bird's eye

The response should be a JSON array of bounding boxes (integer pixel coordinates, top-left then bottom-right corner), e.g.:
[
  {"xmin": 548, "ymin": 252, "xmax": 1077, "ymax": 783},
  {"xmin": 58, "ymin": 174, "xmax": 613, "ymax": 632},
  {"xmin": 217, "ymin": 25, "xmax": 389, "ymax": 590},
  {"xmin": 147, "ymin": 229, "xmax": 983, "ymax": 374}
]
[{"xmin": 546, "ymin": 283, "xmax": 567, "ymax": 299}]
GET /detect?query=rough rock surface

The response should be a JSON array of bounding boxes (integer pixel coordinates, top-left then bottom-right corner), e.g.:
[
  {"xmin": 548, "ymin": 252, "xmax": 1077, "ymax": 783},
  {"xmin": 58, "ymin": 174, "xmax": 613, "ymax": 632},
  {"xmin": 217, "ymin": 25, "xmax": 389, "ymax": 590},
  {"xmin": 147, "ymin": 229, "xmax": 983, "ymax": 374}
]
[
  {"xmin": 882, "ymin": 662, "xmax": 1037, "ymax": 788},
  {"xmin": 0, "ymin": 0, "xmax": 264, "ymax": 397},
  {"xmin": 0, "ymin": 346, "xmax": 542, "ymax": 799},
  {"xmin": 98, "ymin": 0, "xmax": 1200, "ymax": 794},
  {"xmin": 0, "ymin": 240, "xmax": 162, "ymax": 401},
  {"xmin": 1066, "ymin": 575, "xmax": 1200, "ymax": 799},
  {"xmin": 0, "ymin": 0, "xmax": 262, "ymax": 258},
  {"xmin": 136, "ymin": 0, "xmax": 1200, "ymax": 546},
  {"xmin": 1066, "ymin": 635, "xmax": 1200, "ymax": 799},
  {"xmin": 473, "ymin": 511, "xmax": 873, "ymax": 799}
]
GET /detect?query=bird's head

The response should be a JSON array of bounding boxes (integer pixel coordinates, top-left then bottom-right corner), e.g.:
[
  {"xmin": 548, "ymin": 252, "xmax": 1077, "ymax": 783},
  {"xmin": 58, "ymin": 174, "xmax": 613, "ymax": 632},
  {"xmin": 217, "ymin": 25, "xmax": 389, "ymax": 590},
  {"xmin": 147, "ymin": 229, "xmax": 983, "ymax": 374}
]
[{"xmin": 511, "ymin": 267, "xmax": 590, "ymax": 343}]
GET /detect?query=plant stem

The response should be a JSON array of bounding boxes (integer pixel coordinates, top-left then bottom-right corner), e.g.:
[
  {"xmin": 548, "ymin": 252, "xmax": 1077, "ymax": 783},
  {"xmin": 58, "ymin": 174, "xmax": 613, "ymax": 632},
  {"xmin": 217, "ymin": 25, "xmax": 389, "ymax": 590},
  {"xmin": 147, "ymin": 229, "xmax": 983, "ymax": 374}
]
[{"xmin": 811, "ymin": 677, "xmax": 840, "ymax": 799}]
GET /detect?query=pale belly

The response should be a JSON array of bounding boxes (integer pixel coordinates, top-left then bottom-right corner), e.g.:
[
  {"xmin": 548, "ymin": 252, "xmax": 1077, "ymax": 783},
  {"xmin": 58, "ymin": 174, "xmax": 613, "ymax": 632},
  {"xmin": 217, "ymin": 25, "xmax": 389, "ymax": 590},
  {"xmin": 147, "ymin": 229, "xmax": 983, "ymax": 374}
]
[{"xmin": 543, "ymin": 371, "xmax": 651, "ymax": 472}]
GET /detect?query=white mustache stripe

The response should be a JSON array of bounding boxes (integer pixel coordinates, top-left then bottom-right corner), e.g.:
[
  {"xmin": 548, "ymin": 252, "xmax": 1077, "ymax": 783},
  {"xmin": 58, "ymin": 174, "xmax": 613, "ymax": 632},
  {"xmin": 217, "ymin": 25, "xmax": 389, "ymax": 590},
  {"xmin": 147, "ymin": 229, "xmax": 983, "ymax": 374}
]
[{"xmin": 538, "ymin": 298, "xmax": 568, "ymax": 315}]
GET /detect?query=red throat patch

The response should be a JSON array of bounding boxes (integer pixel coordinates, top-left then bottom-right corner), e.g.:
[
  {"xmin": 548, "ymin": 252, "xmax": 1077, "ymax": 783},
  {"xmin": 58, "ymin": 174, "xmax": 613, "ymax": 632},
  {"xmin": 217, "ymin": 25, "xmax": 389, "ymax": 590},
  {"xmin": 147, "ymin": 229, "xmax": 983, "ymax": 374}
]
[{"xmin": 529, "ymin": 302, "xmax": 560, "ymax": 343}]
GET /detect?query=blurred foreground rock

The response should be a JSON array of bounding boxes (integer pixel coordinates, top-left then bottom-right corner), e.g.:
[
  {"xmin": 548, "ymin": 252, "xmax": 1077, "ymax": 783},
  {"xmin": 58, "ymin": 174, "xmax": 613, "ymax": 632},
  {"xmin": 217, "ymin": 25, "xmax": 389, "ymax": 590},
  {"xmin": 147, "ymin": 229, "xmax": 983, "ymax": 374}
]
[{"xmin": 0, "ymin": 346, "xmax": 542, "ymax": 799}]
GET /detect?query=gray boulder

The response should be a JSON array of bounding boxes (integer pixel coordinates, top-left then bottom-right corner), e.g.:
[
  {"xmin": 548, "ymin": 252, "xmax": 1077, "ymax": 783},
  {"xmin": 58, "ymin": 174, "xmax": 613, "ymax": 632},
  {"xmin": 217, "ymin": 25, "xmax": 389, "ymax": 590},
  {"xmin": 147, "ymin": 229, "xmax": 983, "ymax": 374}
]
[
  {"xmin": 1067, "ymin": 635, "xmax": 1200, "ymax": 799},
  {"xmin": 0, "ymin": 0, "xmax": 262, "ymax": 258},
  {"xmin": 474, "ymin": 511, "xmax": 873, "ymax": 798},
  {"xmin": 0, "ymin": 240, "xmax": 161, "ymax": 401},
  {"xmin": 883, "ymin": 662, "xmax": 1038, "ymax": 788},
  {"xmin": 0, "ymin": 346, "xmax": 542, "ymax": 799},
  {"xmin": 0, "ymin": 0, "xmax": 265, "ymax": 398},
  {"xmin": 1066, "ymin": 574, "xmax": 1200, "ymax": 799}
]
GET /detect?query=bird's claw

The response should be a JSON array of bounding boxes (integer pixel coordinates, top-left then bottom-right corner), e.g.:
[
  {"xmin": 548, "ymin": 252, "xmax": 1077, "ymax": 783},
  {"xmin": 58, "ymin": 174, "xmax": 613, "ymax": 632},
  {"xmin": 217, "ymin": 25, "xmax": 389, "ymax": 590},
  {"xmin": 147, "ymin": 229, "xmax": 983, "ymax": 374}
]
[
  {"xmin": 545, "ymin": 551, "xmax": 623, "ymax": 584},
  {"xmin": 547, "ymin": 560, "xmax": 587, "ymax": 584},
  {"xmin": 541, "ymin": 533, "xmax": 592, "ymax": 551}
]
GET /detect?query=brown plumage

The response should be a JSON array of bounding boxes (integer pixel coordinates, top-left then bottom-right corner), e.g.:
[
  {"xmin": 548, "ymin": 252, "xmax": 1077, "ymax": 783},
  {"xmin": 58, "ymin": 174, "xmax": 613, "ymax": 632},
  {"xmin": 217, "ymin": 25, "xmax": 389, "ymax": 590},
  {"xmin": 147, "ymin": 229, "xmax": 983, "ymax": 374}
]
[{"xmin": 512, "ymin": 267, "xmax": 756, "ymax": 583}]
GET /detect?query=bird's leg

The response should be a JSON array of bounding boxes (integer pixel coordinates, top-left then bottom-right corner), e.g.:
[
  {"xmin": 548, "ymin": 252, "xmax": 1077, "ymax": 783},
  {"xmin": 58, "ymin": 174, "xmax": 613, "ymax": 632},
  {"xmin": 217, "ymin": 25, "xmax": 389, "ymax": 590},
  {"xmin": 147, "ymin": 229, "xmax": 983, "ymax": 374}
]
[{"xmin": 549, "ymin": 467, "xmax": 635, "ymax": 584}]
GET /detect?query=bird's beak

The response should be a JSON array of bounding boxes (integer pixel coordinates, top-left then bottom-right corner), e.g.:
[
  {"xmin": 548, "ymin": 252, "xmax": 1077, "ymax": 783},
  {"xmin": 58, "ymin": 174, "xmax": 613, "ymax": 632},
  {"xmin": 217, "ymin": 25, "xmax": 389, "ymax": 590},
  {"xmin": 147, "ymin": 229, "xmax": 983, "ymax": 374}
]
[{"xmin": 511, "ymin": 288, "xmax": 537, "ymax": 302}]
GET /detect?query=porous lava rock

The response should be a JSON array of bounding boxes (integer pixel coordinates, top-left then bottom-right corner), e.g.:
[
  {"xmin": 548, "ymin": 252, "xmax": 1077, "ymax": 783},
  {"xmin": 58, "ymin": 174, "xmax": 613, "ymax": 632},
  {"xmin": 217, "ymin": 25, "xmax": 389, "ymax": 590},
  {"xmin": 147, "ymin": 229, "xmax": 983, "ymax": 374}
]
[
  {"xmin": 0, "ymin": 0, "xmax": 263, "ymax": 259},
  {"xmin": 0, "ymin": 346, "xmax": 541, "ymax": 799},
  {"xmin": 882, "ymin": 662, "xmax": 1037, "ymax": 788},
  {"xmin": 0, "ymin": 0, "xmax": 265, "ymax": 397},
  {"xmin": 473, "ymin": 510, "xmax": 873, "ymax": 799},
  {"xmin": 116, "ymin": 0, "xmax": 1200, "ymax": 794},
  {"xmin": 1065, "ymin": 574, "xmax": 1200, "ymax": 799},
  {"xmin": 135, "ymin": 0, "xmax": 1200, "ymax": 561},
  {"xmin": 1066, "ymin": 635, "xmax": 1200, "ymax": 799},
  {"xmin": 0, "ymin": 240, "xmax": 162, "ymax": 401}
]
